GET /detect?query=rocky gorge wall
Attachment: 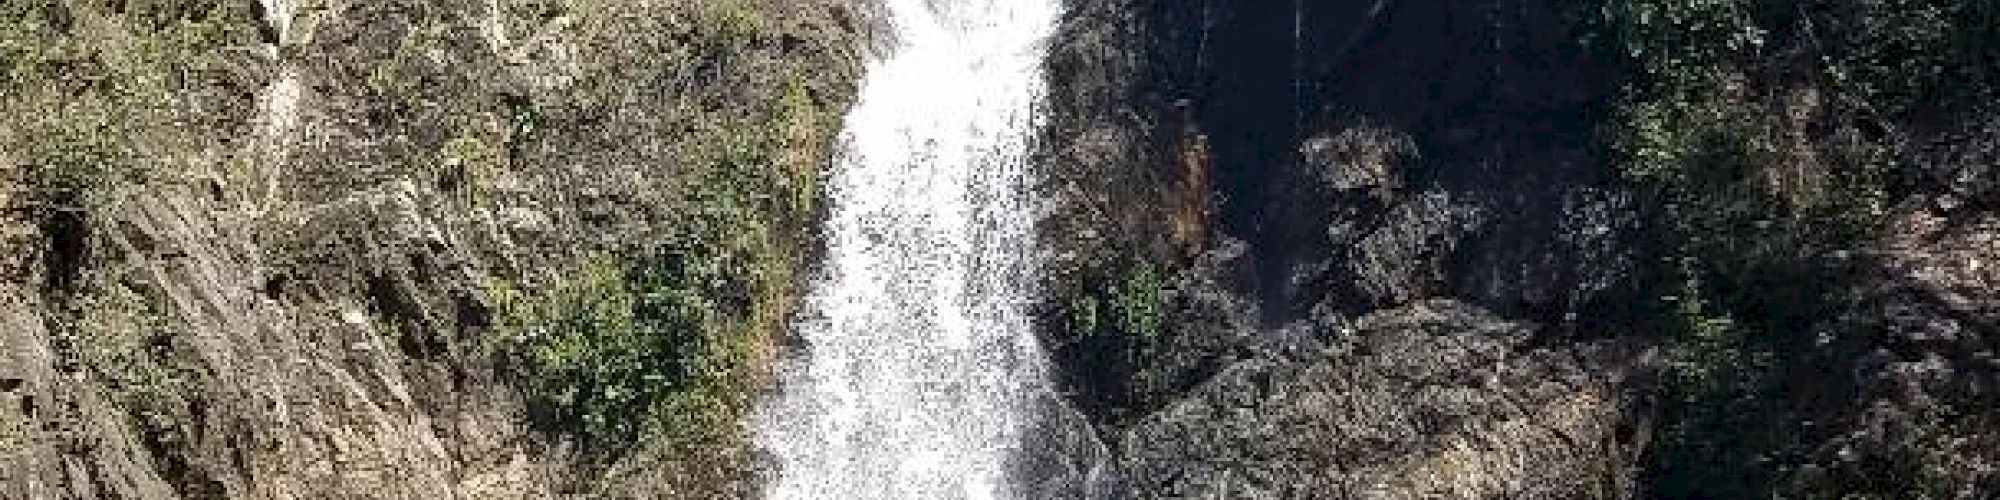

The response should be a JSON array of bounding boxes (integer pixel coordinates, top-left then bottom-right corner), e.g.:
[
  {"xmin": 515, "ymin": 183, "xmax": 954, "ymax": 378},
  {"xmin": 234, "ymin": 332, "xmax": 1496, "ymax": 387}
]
[
  {"xmin": 1, "ymin": 0, "xmax": 870, "ymax": 497},
  {"xmin": 2, "ymin": 0, "xmax": 1995, "ymax": 497},
  {"xmin": 1040, "ymin": 0, "xmax": 1999, "ymax": 497}
]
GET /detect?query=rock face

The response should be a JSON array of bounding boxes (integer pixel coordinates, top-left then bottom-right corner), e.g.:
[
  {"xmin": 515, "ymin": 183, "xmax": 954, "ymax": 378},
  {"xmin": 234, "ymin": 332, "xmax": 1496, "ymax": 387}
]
[
  {"xmin": 1038, "ymin": 2, "xmax": 1655, "ymax": 496},
  {"xmin": 1042, "ymin": 0, "xmax": 1999, "ymax": 498},
  {"xmin": 1041, "ymin": 0, "xmax": 1635, "ymax": 325},
  {"xmin": 0, "ymin": 0, "xmax": 867, "ymax": 497},
  {"xmin": 1121, "ymin": 301, "xmax": 1646, "ymax": 499},
  {"xmin": 1796, "ymin": 210, "xmax": 2000, "ymax": 495}
]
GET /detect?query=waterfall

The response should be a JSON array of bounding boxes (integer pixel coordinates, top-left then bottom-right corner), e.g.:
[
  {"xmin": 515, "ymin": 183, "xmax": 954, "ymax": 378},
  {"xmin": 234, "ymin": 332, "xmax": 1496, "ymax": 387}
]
[
  {"xmin": 258, "ymin": 0, "xmax": 290, "ymax": 43},
  {"xmin": 753, "ymin": 0, "xmax": 1063, "ymax": 498}
]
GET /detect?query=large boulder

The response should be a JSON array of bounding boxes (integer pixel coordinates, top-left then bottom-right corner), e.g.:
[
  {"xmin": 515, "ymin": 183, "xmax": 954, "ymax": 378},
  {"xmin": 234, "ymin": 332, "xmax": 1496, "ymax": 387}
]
[{"xmin": 1121, "ymin": 301, "xmax": 1649, "ymax": 498}]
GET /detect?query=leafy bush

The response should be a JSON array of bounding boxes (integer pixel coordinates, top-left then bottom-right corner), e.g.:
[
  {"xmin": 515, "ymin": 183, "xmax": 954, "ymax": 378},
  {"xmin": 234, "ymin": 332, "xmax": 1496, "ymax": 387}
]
[
  {"xmin": 1589, "ymin": 0, "xmax": 1769, "ymax": 188},
  {"xmin": 702, "ymin": 0, "xmax": 768, "ymax": 50},
  {"xmin": 1658, "ymin": 267, "xmax": 1739, "ymax": 402},
  {"xmin": 496, "ymin": 260, "xmax": 647, "ymax": 447},
  {"xmin": 0, "ymin": 1, "xmax": 61, "ymax": 89},
  {"xmin": 1588, "ymin": 0, "xmax": 2000, "ymax": 495},
  {"xmin": 492, "ymin": 60, "xmax": 825, "ymax": 451},
  {"xmin": 20, "ymin": 107, "xmax": 129, "ymax": 211},
  {"xmin": 1591, "ymin": 0, "xmax": 1767, "ymax": 89},
  {"xmin": 476, "ymin": 0, "xmax": 853, "ymax": 463},
  {"xmin": 7, "ymin": 0, "xmax": 260, "ymax": 215},
  {"xmin": 1821, "ymin": 0, "xmax": 2000, "ymax": 119},
  {"xmin": 1110, "ymin": 261, "xmax": 1163, "ymax": 343},
  {"xmin": 496, "ymin": 245, "xmax": 767, "ymax": 450},
  {"xmin": 1046, "ymin": 258, "xmax": 1170, "ymax": 425},
  {"xmin": 1059, "ymin": 260, "xmax": 1164, "ymax": 344}
]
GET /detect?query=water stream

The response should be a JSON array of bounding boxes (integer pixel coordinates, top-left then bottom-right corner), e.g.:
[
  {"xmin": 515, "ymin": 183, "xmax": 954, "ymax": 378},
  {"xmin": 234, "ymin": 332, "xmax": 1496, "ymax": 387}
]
[{"xmin": 753, "ymin": 0, "xmax": 1063, "ymax": 498}]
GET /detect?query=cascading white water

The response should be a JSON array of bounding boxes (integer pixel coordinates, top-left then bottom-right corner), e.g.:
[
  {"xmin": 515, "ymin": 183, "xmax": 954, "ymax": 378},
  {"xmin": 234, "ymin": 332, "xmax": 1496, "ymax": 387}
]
[{"xmin": 753, "ymin": 0, "xmax": 1062, "ymax": 499}]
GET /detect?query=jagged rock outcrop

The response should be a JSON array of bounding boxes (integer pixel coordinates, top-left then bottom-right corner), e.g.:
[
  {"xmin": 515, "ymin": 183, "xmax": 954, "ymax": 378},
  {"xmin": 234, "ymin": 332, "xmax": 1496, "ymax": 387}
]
[
  {"xmin": 0, "ymin": 0, "xmax": 868, "ymax": 497},
  {"xmin": 1121, "ymin": 301, "xmax": 1648, "ymax": 499},
  {"xmin": 1041, "ymin": 0, "xmax": 1998, "ymax": 498},
  {"xmin": 1797, "ymin": 209, "xmax": 2000, "ymax": 495},
  {"xmin": 1041, "ymin": 0, "xmax": 1636, "ymax": 325}
]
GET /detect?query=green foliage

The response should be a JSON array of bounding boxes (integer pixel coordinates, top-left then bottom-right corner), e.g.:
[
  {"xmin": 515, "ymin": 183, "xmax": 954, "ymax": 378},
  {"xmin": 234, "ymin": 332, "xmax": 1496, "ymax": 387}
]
[
  {"xmin": 480, "ymin": 0, "xmax": 852, "ymax": 460},
  {"xmin": 78, "ymin": 278, "xmax": 209, "ymax": 464},
  {"xmin": 7, "ymin": 0, "xmax": 263, "ymax": 212},
  {"xmin": 1047, "ymin": 257, "xmax": 1171, "ymax": 423},
  {"xmin": 1822, "ymin": 0, "xmax": 2000, "ymax": 119},
  {"xmin": 1587, "ymin": 0, "xmax": 2000, "ymax": 494},
  {"xmin": 1591, "ymin": 0, "xmax": 1770, "ymax": 190},
  {"xmin": 1600, "ymin": 0, "xmax": 1996, "ymax": 200},
  {"xmin": 0, "ymin": 1, "xmax": 62, "ymax": 91},
  {"xmin": 1592, "ymin": 0, "xmax": 1766, "ymax": 90},
  {"xmin": 3, "ymin": 0, "xmax": 257, "ymax": 93},
  {"xmin": 1659, "ymin": 270, "xmax": 1738, "ymax": 400},
  {"xmin": 20, "ymin": 106, "xmax": 131, "ymax": 211},
  {"xmin": 497, "ymin": 260, "xmax": 647, "ymax": 446},
  {"xmin": 1615, "ymin": 90, "xmax": 1774, "ymax": 190},
  {"xmin": 1591, "ymin": 0, "xmax": 1976, "ymax": 335},
  {"xmin": 1110, "ymin": 261, "xmax": 1163, "ymax": 343},
  {"xmin": 496, "ymin": 245, "xmax": 768, "ymax": 450},
  {"xmin": 438, "ymin": 134, "xmax": 502, "ymax": 203},
  {"xmin": 702, "ymin": 0, "xmax": 769, "ymax": 49},
  {"xmin": 494, "ymin": 99, "xmax": 813, "ymax": 448},
  {"xmin": 1061, "ymin": 260, "xmax": 1165, "ymax": 342}
]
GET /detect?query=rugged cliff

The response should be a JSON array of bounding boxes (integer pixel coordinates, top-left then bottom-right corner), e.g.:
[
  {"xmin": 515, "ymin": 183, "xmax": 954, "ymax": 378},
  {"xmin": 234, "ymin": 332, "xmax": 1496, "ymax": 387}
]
[
  {"xmin": 1041, "ymin": 0, "xmax": 1999, "ymax": 497},
  {"xmin": 4, "ymin": 0, "xmax": 1996, "ymax": 497},
  {"xmin": 1, "ymin": 0, "xmax": 869, "ymax": 497}
]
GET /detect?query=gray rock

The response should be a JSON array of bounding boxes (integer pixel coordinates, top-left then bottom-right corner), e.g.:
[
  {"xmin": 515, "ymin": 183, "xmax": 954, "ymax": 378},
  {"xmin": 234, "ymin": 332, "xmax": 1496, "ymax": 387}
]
[{"xmin": 1120, "ymin": 301, "xmax": 1647, "ymax": 499}]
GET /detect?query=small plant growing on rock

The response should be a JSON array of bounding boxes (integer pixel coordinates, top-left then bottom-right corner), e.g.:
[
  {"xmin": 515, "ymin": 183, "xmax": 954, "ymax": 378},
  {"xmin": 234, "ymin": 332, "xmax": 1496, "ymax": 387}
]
[
  {"xmin": 1111, "ymin": 261, "xmax": 1163, "ymax": 344},
  {"xmin": 496, "ymin": 233, "xmax": 776, "ymax": 452}
]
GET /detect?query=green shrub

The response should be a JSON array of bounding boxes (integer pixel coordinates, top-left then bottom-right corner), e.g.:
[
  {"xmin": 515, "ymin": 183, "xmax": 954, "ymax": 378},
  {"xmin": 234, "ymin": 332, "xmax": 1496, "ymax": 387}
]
[
  {"xmin": 702, "ymin": 0, "xmax": 768, "ymax": 49},
  {"xmin": 1045, "ymin": 258, "xmax": 1170, "ymax": 421},
  {"xmin": 8, "ymin": 0, "xmax": 261, "ymax": 214},
  {"xmin": 21, "ymin": 107, "xmax": 129, "ymax": 211},
  {"xmin": 75, "ymin": 277, "xmax": 209, "ymax": 470},
  {"xmin": 1585, "ymin": 0, "xmax": 1999, "ymax": 494},
  {"xmin": 0, "ymin": 1, "xmax": 62, "ymax": 89},
  {"xmin": 1594, "ymin": 0, "xmax": 1766, "ymax": 88},
  {"xmin": 1659, "ymin": 269, "xmax": 1738, "ymax": 400},
  {"xmin": 483, "ymin": 0, "xmax": 850, "ymax": 455},
  {"xmin": 1823, "ymin": 0, "xmax": 2000, "ymax": 119},
  {"xmin": 493, "ymin": 144, "xmax": 796, "ymax": 449},
  {"xmin": 496, "ymin": 245, "xmax": 765, "ymax": 450},
  {"xmin": 496, "ymin": 260, "xmax": 645, "ymax": 447},
  {"xmin": 1110, "ymin": 261, "xmax": 1163, "ymax": 343}
]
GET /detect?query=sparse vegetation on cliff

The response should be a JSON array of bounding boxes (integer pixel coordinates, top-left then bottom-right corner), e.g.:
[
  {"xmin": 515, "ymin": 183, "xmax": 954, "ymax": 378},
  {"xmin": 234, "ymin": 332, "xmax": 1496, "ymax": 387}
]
[
  {"xmin": 1586, "ymin": 0, "xmax": 1999, "ymax": 495},
  {"xmin": 1041, "ymin": 0, "xmax": 1996, "ymax": 497},
  {"xmin": 5, "ymin": 0, "xmax": 1995, "ymax": 496},
  {"xmin": 2, "ymin": 0, "xmax": 867, "ymax": 496}
]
